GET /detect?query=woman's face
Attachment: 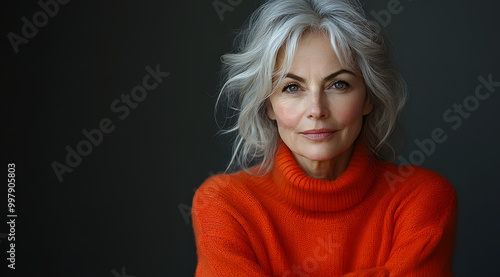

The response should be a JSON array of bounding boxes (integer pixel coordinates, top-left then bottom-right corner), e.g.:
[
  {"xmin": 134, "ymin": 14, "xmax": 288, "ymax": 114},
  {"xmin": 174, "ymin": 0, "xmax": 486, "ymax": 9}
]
[{"xmin": 267, "ymin": 31, "xmax": 372, "ymax": 164}]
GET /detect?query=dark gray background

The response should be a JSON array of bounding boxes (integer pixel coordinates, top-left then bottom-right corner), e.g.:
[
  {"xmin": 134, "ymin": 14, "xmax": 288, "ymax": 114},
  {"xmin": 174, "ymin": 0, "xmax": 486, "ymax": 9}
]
[{"xmin": 1, "ymin": 0, "xmax": 499, "ymax": 276}]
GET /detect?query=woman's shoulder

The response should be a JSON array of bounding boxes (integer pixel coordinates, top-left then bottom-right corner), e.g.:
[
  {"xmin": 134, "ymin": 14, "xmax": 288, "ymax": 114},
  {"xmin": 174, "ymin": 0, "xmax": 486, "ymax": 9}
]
[
  {"xmin": 376, "ymin": 159, "xmax": 457, "ymax": 200},
  {"xmin": 191, "ymin": 169, "xmax": 269, "ymax": 236},
  {"xmin": 193, "ymin": 169, "xmax": 259, "ymax": 208},
  {"xmin": 193, "ymin": 173, "xmax": 235, "ymax": 203},
  {"xmin": 375, "ymin": 161, "xmax": 458, "ymax": 234}
]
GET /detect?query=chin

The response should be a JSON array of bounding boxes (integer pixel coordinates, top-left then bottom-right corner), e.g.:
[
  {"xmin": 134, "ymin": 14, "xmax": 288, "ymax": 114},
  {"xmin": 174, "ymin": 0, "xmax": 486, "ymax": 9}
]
[{"xmin": 297, "ymin": 143, "xmax": 346, "ymax": 162}]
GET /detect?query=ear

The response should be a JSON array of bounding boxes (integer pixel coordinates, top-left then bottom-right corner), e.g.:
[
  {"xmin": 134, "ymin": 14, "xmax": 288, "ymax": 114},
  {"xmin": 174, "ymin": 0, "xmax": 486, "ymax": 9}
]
[
  {"xmin": 362, "ymin": 96, "xmax": 373, "ymax": 115},
  {"xmin": 266, "ymin": 100, "xmax": 276, "ymax": 120}
]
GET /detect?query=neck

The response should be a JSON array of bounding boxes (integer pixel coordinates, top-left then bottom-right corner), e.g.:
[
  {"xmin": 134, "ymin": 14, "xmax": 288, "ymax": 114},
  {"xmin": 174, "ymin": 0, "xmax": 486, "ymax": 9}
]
[
  {"xmin": 291, "ymin": 144, "xmax": 355, "ymax": 181},
  {"xmin": 262, "ymin": 139, "xmax": 377, "ymax": 212}
]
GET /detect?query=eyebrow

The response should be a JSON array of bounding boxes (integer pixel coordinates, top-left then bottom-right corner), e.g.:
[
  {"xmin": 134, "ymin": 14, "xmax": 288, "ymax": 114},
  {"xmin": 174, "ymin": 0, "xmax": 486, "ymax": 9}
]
[{"xmin": 285, "ymin": 69, "xmax": 354, "ymax": 83}]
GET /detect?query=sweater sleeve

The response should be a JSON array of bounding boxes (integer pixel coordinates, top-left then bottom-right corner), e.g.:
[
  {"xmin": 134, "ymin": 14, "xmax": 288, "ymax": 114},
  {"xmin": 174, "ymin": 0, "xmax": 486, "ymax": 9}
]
[
  {"xmin": 343, "ymin": 172, "xmax": 458, "ymax": 277},
  {"xmin": 191, "ymin": 176, "xmax": 270, "ymax": 277}
]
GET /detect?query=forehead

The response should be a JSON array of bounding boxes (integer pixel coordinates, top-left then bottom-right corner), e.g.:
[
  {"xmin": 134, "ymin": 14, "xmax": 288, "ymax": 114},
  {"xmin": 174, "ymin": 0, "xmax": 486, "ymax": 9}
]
[{"xmin": 275, "ymin": 31, "xmax": 344, "ymax": 75}]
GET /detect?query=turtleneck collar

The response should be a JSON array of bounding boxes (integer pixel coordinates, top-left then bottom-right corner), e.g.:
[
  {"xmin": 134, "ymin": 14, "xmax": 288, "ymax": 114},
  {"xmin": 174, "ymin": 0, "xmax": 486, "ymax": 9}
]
[{"xmin": 269, "ymin": 139, "xmax": 377, "ymax": 213}]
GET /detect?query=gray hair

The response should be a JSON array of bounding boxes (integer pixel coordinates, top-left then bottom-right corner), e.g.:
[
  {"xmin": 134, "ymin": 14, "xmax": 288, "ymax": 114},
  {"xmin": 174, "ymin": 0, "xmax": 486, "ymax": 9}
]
[{"xmin": 216, "ymin": 0, "xmax": 408, "ymax": 174}]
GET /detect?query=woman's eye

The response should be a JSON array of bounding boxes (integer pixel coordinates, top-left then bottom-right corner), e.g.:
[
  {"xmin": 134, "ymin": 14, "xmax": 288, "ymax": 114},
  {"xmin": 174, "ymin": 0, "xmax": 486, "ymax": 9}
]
[
  {"xmin": 283, "ymin": 84, "xmax": 300, "ymax": 93},
  {"xmin": 332, "ymin": 81, "xmax": 349, "ymax": 90}
]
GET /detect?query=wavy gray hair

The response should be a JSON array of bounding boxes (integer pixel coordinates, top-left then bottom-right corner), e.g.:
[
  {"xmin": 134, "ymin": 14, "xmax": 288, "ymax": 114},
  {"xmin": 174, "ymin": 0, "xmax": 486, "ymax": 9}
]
[{"xmin": 216, "ymin": 0, "xmax": 408, "ymax": 174}]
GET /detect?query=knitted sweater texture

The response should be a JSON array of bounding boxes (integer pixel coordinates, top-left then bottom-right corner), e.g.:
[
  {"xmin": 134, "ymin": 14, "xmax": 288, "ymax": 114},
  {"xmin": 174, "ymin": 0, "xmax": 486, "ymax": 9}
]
[{"xmin": 192, "ymin": 140, "xmax": 458, "ymax": 276}]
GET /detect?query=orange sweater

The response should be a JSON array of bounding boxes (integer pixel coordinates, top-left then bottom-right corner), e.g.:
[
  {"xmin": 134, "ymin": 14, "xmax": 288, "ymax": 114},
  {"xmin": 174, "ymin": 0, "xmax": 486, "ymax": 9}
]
[{"xmin": 192, "ymin": 140, "xmax": 458, "ymax": 276}]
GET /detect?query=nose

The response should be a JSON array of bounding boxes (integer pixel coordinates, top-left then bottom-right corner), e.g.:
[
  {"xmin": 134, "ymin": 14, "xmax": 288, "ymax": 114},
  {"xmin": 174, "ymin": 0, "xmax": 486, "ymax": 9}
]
[{"xmin": 306, "ymin": 90, "xmax": 329, "ymax": 119}]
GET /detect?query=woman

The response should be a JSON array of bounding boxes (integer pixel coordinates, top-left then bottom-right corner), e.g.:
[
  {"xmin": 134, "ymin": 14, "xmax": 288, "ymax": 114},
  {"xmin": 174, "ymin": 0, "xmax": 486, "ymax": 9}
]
[{"xmin": 192, "ymin": 0, "xmax": 458, "ymax": 276}]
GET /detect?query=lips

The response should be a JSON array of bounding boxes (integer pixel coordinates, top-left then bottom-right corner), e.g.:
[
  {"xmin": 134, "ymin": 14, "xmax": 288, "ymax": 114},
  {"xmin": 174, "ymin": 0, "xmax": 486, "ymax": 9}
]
[{"xmin": 300, "ymin": 128, "xmax": 337, "ymax": 141}]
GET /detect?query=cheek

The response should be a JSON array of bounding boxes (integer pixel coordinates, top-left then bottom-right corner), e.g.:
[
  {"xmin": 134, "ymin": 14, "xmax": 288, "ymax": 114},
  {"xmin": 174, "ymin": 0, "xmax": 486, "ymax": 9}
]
[
  {"xmin": 273, "ymin": 104, "xmax": 302, "ymax": 129},
  {"xmin": 333, "ymin": 99, "xmax": 365, "ymax": 125}
]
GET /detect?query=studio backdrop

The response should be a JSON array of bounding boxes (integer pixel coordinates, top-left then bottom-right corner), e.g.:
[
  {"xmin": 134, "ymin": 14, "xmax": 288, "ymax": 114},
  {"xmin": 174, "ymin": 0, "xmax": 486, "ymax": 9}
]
[{"xmin": 1, "ymin": 0, "xmax": 499, "ymax": 276}]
